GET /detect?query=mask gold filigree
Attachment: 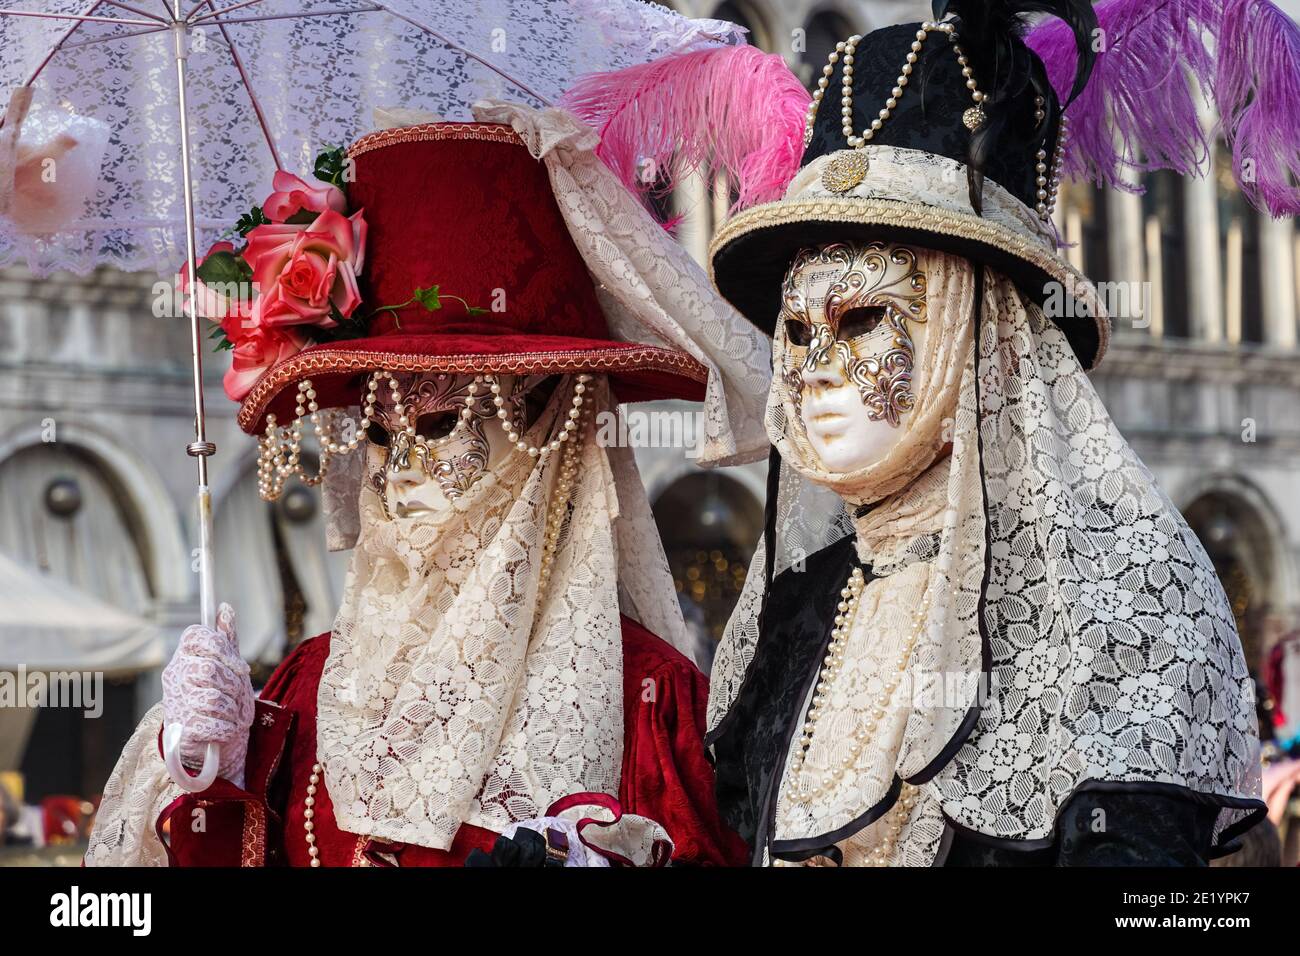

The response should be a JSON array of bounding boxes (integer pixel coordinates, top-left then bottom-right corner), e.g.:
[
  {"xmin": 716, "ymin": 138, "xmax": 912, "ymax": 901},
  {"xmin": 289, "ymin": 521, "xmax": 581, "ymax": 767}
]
[
  {"xmin": 780, "ymin": 241, "xmax": 927, "ymax": 428},
  {"xmin": 366, "ymin": 373, "xmax": 497, "ymax": 516}
]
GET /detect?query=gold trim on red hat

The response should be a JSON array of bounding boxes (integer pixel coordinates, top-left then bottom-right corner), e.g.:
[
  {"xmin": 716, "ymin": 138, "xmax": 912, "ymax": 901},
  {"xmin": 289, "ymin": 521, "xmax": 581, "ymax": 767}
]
[
  {"xmin": 347, "ymin": 122, "xmax": 522, "ymax": 159},
  {"xmin": 236, "ymin": 344, "xmax": 709, "ymax": 433}
]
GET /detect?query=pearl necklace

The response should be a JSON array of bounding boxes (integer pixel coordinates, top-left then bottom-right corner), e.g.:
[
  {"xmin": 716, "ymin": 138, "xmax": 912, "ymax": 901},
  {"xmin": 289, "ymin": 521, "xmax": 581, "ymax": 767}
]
[
  {"xmin": 788, "ymin": 565, "xmax": 934, "ymax": 802},
  {"xmin": 485, "ymin": 372, "xmax": 590, "ymax": 459},
  {"xmin": 804, "ymin": 20, "xmax": 986, "ymax": 150},
  {"xmin": 304, "ymin": 761, "xmax": 322, "ymax": 867},
  {"xmin": 258, "ymin": 370, "xmax": 583, "ymax": 501},
  {"xmin": 863, "ymin": 782, "xmax": 919, "ymax": 866},
  {"xmin": 1033, "ymin": 94, "xmax": 1069, "ymax": 221},
  {"xmin": 771, "ymin": 781, "xmax": 918, "ymax": 868}
]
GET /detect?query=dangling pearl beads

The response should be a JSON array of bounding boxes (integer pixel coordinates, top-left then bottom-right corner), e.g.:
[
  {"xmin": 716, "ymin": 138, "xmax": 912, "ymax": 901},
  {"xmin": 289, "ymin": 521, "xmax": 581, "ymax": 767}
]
[
  {"xmin": 864, "ymin": 783, "xmax": 919, "ymax": 866},
  {"xmin": 304, "ymin": 762, "xmax": 322, "ymax": 867},
  {"xmin": 257, "ymin": 375, "xmax": 380, "ymax": 500},
  {"xmin": 536, "ymin": 377, "xmax": 592, "ymax": 594},
  {"xmin": 485, "ymin": 372, "xmax": 590, "ymax": 459},
  {"xmin": 1035, "ymin": 110, "xmax": 1068, "ymax": 221},
  {"xmin": 789, "ymin": 569, "xmax": 934, "ymax": 802}
]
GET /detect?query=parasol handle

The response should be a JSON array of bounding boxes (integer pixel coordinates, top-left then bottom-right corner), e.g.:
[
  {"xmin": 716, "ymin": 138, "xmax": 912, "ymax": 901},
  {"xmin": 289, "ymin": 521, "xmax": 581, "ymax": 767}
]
[
  {"xmin": 162, "ymin": 481, "xmax": 220, "ymax": 792},
  {"xmin": 167, "ymin": 6, "xmax": 221, "ymax": 794},
  {"xmin": 162, "ymin": 725, "xmax": 220, "ymax": 793}
]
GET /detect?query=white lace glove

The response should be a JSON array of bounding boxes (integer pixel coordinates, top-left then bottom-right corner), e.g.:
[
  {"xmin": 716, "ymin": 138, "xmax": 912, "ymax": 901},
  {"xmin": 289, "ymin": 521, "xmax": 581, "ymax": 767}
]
[{"xmin": 161, "ymin": 603, "xmax": 254, "ymax": 789}]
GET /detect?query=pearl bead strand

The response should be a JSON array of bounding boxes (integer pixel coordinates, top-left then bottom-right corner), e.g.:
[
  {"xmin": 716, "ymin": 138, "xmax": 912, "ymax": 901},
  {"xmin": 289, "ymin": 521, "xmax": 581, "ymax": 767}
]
[
  {"xmin": 304, "ymin": 762, "xmax": 321, "ymax": 867},
  {"xmin": 1034, "ymin": 106, "xmax": 1068, "ymax": 221},
  {"xmin": 788, "ymin": 567, "xmax": 934, "ymax": 802},
  {"xmin": 257, "ymin": 370, "xmax": 483, "ymax": 501},
  {"xmin": 485, "ymin": 372, "xmax": 590, "ymax": 460},
  {"xmin": 804, "ymin": 20, "xmax": 985, "ymax": 150},
  {"xmin": 535, "ymin": 380, "xmax": 591, "ymax": 594},
  {"xmin": 863, "ymin": 783, "xmax": 919, "ymax": 866}
]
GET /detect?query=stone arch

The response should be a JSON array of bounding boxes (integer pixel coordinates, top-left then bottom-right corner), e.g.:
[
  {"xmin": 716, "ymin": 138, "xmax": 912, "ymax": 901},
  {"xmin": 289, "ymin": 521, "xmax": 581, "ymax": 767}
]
[
  {"xmin": 0, "ymin": 419, "xmax": 189, "ymax": 604},
  {"xmin": 651, "ymin": 468, "xmax": 766, "ymax": 664},
  {"xmin": 1175, "ymin": 471, "xmax": 1294, "ymax": 669}
]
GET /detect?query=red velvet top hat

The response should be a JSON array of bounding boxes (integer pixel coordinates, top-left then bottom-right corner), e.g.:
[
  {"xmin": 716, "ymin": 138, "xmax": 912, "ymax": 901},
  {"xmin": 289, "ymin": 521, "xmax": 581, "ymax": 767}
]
[{"xmin": 236, "ymin": 122, "xmax": 707, "ymax": 434}]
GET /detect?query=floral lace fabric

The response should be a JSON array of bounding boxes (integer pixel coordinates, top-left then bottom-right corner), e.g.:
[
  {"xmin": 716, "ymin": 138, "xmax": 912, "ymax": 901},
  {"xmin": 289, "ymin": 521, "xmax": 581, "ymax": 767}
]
[
  {"xmin": 319, "ymin": 379, "xmax": 694, "ymax": 850},
  {"xmin": 934, "ymin": 277, "xmax": 1260, "ymax": 845},
  {"xmin": 0, "ymin": 0, "xmax": 738, "ymax": 277},
  {"xmin": 711, "ymin": 253, "xmax": 1261, "ymax": 863},
  {"xmin": 85, "ymin": 704, "xmax": 180, "ymax": 867}
]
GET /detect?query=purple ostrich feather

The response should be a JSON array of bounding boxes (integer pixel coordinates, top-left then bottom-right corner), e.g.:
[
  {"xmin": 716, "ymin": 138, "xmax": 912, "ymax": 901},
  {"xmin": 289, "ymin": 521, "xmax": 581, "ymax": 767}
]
[
  {"xmin": 1029, "ymin": 0, "xmax": 1300, "ymax": 217},
  {"xmin": 1216, "ymin": 0, "xmax": 1300, "ymax": 217}
]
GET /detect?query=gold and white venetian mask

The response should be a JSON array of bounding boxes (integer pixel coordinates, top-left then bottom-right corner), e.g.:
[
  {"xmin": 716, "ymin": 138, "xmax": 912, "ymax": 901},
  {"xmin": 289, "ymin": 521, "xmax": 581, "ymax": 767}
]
[
  {"xmin": 779, "ymin": 240, "xmax": 927, "ymax": 473},
  {"xmin": 364, "ymin": 372, "xmax": 552, "ymax": 519}
]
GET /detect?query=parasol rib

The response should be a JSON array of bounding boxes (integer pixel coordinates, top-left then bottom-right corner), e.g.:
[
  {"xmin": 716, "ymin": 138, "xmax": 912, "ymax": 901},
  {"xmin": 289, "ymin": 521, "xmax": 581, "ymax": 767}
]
[
  {"xmin": 61, "ymin": 22, "xmax": 167, "ymax": 48},
  {"xmin": 367, "ymin": 0, "xmax": 552, "ymax": 106},
  {"xmin": 198, "ymin": 0, "xmax": 282, "ymax": 169},
  {"xmin": 0, "ymin": 7, "xmax": 156, "ymax": 25},
  {"xmin": 200, "ymin": 6, "xmax": 378, "ymax": 25},
  {"xmin": 98, "ymin": 0, "xmax": 167, "ymax": 22},
  {"xmin": 184, "ymin": 0, "xmax": 261, "ymax": 25}
]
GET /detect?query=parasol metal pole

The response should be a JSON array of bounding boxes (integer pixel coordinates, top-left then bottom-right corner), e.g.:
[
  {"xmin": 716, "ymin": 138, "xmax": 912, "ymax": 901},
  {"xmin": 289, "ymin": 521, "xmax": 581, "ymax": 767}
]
[{"xmin": 166, "ymin": 3, "xmax": 220, "ymax": 793}]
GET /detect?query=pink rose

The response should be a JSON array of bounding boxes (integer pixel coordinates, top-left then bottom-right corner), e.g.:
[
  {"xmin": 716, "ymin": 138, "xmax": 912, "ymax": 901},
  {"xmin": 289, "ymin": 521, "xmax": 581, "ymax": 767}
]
[
  {"xmin": 261, "ymin": 170, "xmax": 346, "ymax": 222},
  {"xmin": 242, "ymin": 208, "xmax": 367, "ymax": 329},
  {"xmin": 220, "ymin": 320, "xmax": 309, "ymax": 402}
]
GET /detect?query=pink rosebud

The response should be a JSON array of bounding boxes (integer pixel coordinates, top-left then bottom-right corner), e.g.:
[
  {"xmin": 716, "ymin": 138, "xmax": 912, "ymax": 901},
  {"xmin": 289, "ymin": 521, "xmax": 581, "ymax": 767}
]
[
  {"xmin": 220, "ymin": 323, "xmax": 309, "ymax": 402},
  {"xmin": 177, "ymin": 241, "xmax": 253, "ymax": 320},
  {"xmin": 261, "ymin": 170, "xmax": 346, "ymax": 223}
]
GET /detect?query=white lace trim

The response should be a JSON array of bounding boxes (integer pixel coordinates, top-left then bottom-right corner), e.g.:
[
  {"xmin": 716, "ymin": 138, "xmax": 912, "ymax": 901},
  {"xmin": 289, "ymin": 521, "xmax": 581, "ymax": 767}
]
[
  {"xmin": 85, "ymin": 704, "xmax": 180, "ymax": 867},
  {"xmin": 0, "ymin": 0, "xmax": 735, "ymax": 278}
]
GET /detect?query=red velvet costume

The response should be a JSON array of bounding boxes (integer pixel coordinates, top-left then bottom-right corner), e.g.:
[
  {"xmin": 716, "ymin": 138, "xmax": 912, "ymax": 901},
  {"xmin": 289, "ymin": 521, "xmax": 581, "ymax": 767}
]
[{"xmin": 158, "ymin": 617, "xmax": 746, "ymax": 867}]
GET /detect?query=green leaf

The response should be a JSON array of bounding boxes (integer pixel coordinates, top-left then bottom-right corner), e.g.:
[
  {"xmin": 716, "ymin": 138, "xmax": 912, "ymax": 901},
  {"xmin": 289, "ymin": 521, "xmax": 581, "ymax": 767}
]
[
  {"xmin": 414, "ymin": 285, "xmax": 442, "ymax": 311},
  {"xmin": 194, "ymin": 249, "xmax": 252, "ymax": 288},
  {"xmin": 466, "ymin": 306, "xmax": 489, "ymax": 316},
  {"xmin": 234, "ymin": 205, "xmax": 269, "ymax": 237},
  {"xmin": 313, "ymin": 146, "xmax": 349, "ymax": 189},
  {"xmin": 208, "ymin": 323, "xmax": 234, "ymax": 352}
]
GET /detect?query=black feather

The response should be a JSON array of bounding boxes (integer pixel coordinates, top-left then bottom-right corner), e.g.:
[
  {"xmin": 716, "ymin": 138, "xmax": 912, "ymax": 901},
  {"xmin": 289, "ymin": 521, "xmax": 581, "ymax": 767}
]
[
  {"xmin": 932, "ymin": 1, "xmax": 1097, "ymax": 213},
  {"xmin": 932, "ymin": 0, "xmax": 1097, "ymax": 105}
]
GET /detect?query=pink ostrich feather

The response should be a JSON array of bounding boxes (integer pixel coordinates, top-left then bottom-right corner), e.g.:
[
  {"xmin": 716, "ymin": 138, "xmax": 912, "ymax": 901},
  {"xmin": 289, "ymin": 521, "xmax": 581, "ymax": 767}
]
[
  {"xmin": 1027, "ymin": 0, "xmax": 1222, "ymax": 191},
  {"xmin": 1215, "ymin": 0, "xmax": 1300, "ymax": 217},
  {"xmin": 559, "ymin": 45, "xmax": 810, "ymax": 222}
]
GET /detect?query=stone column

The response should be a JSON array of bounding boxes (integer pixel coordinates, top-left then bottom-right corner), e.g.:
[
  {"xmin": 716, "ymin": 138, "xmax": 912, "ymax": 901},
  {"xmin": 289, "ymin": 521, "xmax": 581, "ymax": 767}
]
[
  {"xmin": 675, "ymin": 169, "xmax": 711, "ymax": 270},
  {"xmin": 1106, "ymin": 166, "xmax": 1146, "ymax": 335},
  {"xmin": 1185, "ymin": 122, "xmax": 1224, "ymax": 343},
  {"xmin": 1261, "ymin": 213, "xmax": 1297, "ymax": 349}
]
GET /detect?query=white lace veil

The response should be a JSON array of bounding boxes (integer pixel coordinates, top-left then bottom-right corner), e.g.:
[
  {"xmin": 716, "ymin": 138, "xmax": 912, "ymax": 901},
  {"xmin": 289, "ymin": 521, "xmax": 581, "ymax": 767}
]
[{"xmin": 711, "ymin": 251, "xmax": 1264, "ymax": 851}]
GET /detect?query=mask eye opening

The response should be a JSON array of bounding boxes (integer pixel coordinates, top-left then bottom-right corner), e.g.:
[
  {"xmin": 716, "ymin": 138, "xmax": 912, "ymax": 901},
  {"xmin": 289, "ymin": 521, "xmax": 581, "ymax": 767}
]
[
  {"xmin": 837, "ymin": 305, "xmax": 887, "ymax": 341},
  {"xmin": 520, "ymin": 374, "xmax": 562, "ymax": 427},
  {"xmin": 366, "ymin": 420, "xmax": 391, "ymax": 447},
  {"xmin": 784, "ymin": 317, "xmax": 813, "ymax": 347},
  {"xmin": 414, "ymin": 410, "xmax": 459, "ymax": 441}
]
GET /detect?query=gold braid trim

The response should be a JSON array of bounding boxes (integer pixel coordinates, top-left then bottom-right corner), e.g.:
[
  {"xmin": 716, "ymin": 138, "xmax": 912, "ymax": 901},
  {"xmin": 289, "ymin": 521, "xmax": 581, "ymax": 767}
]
[
  {"xmin": 708, "ymin": 196, "xmax": 1109, "ymax": 368},
  {"xmin": 348, "ymin": 123, "xmax": 522, "ymax": 158},
  {"xmin": 236, "ymin": 345, "xmax": 709, "ymax": 432}
]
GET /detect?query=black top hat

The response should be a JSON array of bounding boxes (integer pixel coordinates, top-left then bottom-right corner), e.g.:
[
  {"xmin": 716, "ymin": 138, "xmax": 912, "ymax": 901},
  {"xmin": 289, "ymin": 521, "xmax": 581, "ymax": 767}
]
[{"xmin": 709, "ymin": 2, "xmax": 1109, "ymax": 369}]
